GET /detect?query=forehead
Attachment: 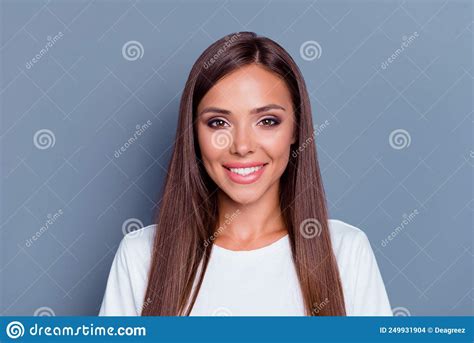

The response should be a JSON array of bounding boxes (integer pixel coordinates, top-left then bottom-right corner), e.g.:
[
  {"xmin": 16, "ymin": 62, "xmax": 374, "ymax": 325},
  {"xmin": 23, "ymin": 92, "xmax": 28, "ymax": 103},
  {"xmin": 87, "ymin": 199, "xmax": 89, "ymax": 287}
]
[{"xmin": 198, "ymin": 64, "xmax": 292, "ymax": 112}]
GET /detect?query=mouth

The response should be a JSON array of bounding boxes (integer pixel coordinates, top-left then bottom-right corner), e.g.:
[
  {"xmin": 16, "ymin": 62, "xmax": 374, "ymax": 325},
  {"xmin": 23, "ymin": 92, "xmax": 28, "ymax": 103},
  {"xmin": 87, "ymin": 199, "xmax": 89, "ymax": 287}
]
[{"xmin": 222, "ymin": 163, "xmax": 268, "ymax": 184}]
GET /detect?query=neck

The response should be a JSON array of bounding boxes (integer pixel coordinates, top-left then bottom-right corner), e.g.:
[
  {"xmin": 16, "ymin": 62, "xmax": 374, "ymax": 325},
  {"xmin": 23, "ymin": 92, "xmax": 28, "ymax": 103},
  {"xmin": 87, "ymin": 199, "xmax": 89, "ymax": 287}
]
[{"xmin": 214, "ymin": 181, "xmax": 287, "ymax": 243}]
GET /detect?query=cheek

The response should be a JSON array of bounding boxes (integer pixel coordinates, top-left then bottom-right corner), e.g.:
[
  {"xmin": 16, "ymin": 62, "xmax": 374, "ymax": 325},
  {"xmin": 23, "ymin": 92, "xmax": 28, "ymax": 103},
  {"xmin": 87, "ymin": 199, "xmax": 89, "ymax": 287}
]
[
  {"xmin": 197, "ymin": 126, "xmax": 222, "ymax": 171},
  {"xmin": 259, "ymin": 129, "xmax": 293, "ymax": 170},
  {"xmin": 260, "ymin": 121, "xmax": 294, "ymax": 151}
]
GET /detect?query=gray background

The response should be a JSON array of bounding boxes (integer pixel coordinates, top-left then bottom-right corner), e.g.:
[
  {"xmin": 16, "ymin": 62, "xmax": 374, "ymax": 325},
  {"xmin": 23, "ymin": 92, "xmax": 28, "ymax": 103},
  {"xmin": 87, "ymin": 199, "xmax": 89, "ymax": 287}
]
[{"xmin": 0, "ymin": 0, "xmax": 472, "ymax": 316}]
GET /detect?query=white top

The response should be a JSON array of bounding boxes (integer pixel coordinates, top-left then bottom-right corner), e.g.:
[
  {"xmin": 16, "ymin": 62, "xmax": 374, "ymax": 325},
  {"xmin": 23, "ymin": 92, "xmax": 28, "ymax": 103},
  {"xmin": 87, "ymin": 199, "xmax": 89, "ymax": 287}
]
[{"xmin": 98, "ymin": 219, "xmax": 392, "ymax": 316}]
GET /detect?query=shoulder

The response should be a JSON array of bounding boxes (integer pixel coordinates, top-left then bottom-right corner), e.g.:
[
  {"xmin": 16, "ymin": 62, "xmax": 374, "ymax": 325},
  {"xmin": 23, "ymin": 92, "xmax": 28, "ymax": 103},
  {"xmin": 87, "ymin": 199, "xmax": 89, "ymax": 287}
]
[
  {"xmin": 99, "ymin": 224, "xmax": 157, "ymax": 316},
  {"xmin": 114, "ymin": 224, "xmax": 157, "ymax": 286},
  {"xmin": 328, "ymin": 219, "xmax": 369, "ymax": 247},
  {"xmin": 122, "ymin": 224, "xmax": 156, "ymax": 250},
  {"xmin": 327, "ymin": 219, "xmax": 380, "ymax": 291},
  {"xmin": 327, "ymin": 219, "xmax": 392, "ymax": 316},
  {"xmin": 118, "ymin": 224, "xmax": 157, "ymax": 265},
  {"xmin": 327, "ymin": 219, "xmax": 373, "ymax": 262}
]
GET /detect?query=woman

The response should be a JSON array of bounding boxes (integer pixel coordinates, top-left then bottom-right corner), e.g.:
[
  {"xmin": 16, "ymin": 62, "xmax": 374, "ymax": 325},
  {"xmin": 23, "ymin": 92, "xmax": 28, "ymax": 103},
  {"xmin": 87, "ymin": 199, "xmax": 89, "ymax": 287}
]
[{"xmin": 98, "ymin": 32, "xmax": 392, "ymax": 316}]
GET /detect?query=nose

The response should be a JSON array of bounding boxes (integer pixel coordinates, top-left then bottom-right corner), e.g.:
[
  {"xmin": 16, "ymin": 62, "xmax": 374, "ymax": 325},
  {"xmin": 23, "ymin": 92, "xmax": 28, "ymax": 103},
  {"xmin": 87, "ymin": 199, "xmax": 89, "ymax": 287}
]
[{"xmin": 230, "ymin": 125, "xmax": 255, "ymax": 156}]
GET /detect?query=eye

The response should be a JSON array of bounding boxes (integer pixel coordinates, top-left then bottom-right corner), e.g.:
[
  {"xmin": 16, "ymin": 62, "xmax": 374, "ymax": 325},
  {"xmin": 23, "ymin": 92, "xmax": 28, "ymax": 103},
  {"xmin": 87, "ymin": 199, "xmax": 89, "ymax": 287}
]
[
  {"xmin": 207, "ymin": 119, "xmax": 229, "ymax": 128},
  {"xmin": 258, "ymin": 117, "xmax": 280, "ymax": 127}
]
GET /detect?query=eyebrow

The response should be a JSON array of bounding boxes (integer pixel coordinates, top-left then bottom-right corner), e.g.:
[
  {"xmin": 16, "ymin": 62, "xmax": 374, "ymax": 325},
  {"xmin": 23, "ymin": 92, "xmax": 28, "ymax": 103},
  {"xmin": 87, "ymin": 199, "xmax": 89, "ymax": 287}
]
[{"xmin": 199, "ymin": 104, "xmax": 286, "ymax": 116}]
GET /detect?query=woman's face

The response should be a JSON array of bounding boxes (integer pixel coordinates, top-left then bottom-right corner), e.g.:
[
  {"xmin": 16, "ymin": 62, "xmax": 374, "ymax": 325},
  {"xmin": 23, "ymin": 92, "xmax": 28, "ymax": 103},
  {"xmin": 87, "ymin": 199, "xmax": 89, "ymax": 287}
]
[{"xmin": 196, "ymin": 64, "xmax": 296, "ymax": 205}]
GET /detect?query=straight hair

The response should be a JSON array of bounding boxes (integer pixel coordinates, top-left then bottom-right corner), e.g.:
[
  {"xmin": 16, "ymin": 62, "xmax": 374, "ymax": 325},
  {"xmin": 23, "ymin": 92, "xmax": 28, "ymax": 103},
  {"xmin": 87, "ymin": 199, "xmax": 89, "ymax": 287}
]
[{"xmin": 142, "ymin": 32, "xmax": 346, "ymax": 316}]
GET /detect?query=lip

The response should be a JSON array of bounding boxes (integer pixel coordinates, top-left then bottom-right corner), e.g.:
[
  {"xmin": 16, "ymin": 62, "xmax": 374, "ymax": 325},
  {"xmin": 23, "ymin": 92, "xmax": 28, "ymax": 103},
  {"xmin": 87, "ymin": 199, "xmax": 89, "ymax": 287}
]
[
  {"xmin": 223, "ymin": 163, "xmax": 268, "ymax": 185},
  {"xmin": 223, "ymin": 162, "xmax": 267, "ymax": 168}
]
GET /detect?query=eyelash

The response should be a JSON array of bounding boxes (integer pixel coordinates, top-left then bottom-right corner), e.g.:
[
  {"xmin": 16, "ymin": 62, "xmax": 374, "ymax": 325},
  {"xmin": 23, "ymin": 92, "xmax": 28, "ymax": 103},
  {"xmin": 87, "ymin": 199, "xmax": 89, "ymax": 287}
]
[{"xmin": 207, "ymin": 117, "xmax": 281, "ymax": 129}]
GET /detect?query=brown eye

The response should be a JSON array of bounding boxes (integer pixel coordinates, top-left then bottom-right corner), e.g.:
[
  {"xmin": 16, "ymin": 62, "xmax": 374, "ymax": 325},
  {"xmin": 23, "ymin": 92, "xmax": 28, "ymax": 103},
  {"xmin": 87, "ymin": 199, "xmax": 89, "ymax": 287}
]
[
  {"xmin": 208, "ymin": 119, "xmax": 229, "ymax": 128},
  {"xmin": 258, "ymin": 118, "xmax": 280, "ymax": 127}
]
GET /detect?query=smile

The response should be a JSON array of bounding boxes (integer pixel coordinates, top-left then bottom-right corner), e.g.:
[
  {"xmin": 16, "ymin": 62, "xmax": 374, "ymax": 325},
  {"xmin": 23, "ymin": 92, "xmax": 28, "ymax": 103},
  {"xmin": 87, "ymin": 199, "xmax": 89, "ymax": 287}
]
[
  {"xmin": 222, "ymin": 163, "xmax": 268, "ymax": 185},
  {"xmin": 228, "ymin": 165, "xmax": 264, "ymax": 176}
]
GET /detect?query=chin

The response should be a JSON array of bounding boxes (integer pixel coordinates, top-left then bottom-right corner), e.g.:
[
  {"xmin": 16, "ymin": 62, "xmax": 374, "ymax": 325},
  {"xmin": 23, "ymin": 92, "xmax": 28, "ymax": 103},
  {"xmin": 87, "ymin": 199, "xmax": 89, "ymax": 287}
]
[{"xmin": 224, "ymin": 187, "xmax": 264, "ymax": 205}]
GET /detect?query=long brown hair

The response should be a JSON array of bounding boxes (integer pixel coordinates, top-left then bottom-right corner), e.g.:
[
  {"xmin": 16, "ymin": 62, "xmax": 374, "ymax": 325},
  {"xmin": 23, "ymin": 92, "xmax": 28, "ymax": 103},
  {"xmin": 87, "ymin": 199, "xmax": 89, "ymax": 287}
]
[{"xmin": 142, "ymin": 32, "xmax": 346, "ymax": 316}]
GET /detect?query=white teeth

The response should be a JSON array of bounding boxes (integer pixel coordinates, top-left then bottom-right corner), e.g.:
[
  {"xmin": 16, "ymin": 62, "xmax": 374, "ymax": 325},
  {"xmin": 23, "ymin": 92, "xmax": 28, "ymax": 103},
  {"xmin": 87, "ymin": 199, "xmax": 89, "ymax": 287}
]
[{"xmin": 228, "ymin": 165, "xmax": 263, "ymax": 176}]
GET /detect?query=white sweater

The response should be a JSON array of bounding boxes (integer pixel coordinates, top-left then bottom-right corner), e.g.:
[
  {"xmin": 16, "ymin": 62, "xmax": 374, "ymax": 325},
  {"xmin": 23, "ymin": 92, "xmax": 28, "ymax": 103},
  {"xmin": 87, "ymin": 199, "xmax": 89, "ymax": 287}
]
[{"xmin": 98, "ymin": 219, "xmax": 392, "ymax": 316}]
